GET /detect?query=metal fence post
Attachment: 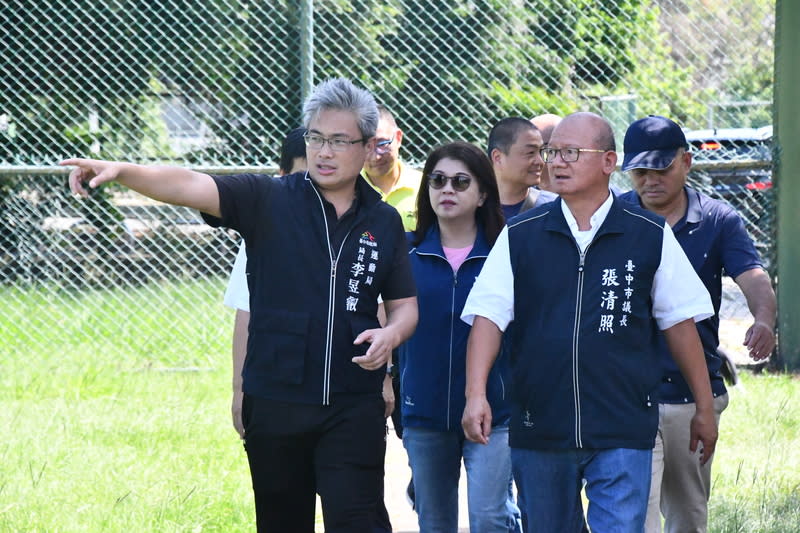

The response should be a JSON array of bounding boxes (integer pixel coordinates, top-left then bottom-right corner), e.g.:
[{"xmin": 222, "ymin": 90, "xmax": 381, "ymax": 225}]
[
  {"xmin": 775, "ymin": 0, "xmax": 800, "ymax": 370},
  {"xmin": 300, "ymin": 0, "xmax": 314, "ymax": 117}
]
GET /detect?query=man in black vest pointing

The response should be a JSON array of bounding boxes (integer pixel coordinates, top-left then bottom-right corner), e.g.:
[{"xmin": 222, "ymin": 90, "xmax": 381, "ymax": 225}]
[{"xmin": 63, "ymin": 78, "xmax": 418, "ymax": 533}]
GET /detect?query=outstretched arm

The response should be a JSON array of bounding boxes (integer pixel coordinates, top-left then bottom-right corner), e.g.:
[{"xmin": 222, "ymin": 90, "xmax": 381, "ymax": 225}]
[
  {"xmin": 734, "ymin": 268, "xmax": 776, "ymax": 361},
  {"xmin": 61, "ymin": 158, "xmax": 220, "ymax": 217},
  {"xmin": 663, "ymin": 319, "xmax": 718, "ymax": 465}
]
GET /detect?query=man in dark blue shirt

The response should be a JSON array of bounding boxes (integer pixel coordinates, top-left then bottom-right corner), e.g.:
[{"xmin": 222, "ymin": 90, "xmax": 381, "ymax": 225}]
[
  {"xmin": 620, "ymin": 115, "xmax": 776, "ymax": 533},
  {"xmin": 487, "ymin": 117, "xmax": 557, "ymax": 220}
]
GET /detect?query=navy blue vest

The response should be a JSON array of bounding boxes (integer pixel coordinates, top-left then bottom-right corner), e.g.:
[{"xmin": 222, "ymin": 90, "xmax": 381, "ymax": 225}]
[
  {"xmin": 506, "ymin": 197, "xmax": 664, "ymax": 450},
  {"xmin": 400, "ymin": 224, "xmax": 511, "ymax": 432}
]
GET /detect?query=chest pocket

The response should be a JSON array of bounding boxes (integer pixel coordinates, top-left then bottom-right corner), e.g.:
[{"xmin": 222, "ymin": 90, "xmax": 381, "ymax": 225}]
[
  {"xmin": 343, "ymin": 234, "xmax": 388, "ymax": 312},
  {"xmin": 248, "ymin": 309, "xmax": 310, "ymax": 385}
]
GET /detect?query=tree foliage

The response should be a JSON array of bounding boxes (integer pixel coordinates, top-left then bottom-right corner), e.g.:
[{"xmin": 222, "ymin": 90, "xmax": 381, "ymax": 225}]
[
  {"xmin": 0, "ymin": 0, "xmax": 775, "ymax": 165},
  {"xmin": 0, "ymin": 0, "xmax": 247, "ymax": 164}
]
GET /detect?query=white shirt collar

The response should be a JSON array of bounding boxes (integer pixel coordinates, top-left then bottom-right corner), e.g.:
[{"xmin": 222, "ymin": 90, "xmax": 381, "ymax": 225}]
[{"xmin": 560, "ymin": 190, "xmax": 614, "ymax": 251}]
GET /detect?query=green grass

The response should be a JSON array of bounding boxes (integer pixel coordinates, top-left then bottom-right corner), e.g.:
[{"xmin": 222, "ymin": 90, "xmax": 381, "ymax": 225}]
[
  {"xmin": 1, "ymin": 279, "xmax": 799, "ymax": 531},
  {"xmin": 1, "ymin": 279, "xmax": 255, "ymax": 532},
  {"xmin": 0, "ymin": 368, "xmax": 255, "ymax": 532},
  {"xmin": 709, "ymin": 373, "xmax": 800, "ymax": 532}
]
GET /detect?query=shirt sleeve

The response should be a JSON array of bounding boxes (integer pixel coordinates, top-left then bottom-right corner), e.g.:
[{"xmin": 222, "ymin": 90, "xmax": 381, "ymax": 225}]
[
  {"xmin": 719, "ymin": 208, "xmax": 763, "ymax": 279},
  {"xmin": 200, "ymin": 173, "xmax": 268, "ymax": 241},
  {"xmin": 223, "ymin": 241, "xmax": 250, "ymax": 311},
  {"xmin": 651, "ymin": 224, "xmax": 714, "ymax": 330},
  {"xmin": 460, "ymin": 226, "xmax": 515, "ymax": 330}
]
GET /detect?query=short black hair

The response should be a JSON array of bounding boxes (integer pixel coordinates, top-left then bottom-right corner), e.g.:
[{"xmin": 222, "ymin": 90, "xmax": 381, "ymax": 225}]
[
  {"xmin": 487, "ymin": 117, "xmax": 538, "ymax": 157},
  {"xmin": 279, "ymin": 127, "xmax": 307, "ymax": 175}
]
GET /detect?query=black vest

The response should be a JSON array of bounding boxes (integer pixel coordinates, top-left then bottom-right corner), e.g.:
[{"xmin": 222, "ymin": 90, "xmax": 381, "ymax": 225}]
[{"xmin": 205, "ymin": 172, "xmax": 413, "ymax": 404}]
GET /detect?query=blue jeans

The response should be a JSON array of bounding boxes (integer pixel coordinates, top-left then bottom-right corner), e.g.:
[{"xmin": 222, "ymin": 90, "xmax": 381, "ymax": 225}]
[
  {"xmin": 512, "ymin": 447, "xmax": 652, "ymax": 533},
  {"xmin": 403, "ymin": 425, "xmax": 519, "ymax": 533}
]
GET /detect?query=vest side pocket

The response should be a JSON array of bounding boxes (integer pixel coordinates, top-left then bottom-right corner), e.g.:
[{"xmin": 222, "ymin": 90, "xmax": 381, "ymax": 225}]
[{"xmin": 250, "ymin": 308, "xmax": 310, "ymax": 385}]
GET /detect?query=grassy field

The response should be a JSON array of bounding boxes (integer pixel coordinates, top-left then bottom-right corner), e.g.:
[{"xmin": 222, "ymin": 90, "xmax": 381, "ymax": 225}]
[
  {"xmin": 1, "ymin": 280, "xmax": 798, "ymax": 532},
  {"xmin": 709, "ymin": 372, "xmax": 800, "ymax": 532}
]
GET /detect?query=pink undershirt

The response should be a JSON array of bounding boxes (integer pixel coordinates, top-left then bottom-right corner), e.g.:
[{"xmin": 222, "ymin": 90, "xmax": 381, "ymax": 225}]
[{"xmin": 442, "ymin": 245, "xmax": 474, "ymax": 272}]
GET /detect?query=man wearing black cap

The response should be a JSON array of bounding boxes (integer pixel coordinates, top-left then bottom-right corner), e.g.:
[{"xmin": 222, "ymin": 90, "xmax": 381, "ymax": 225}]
[{"xmin": 619, "ymin": 115, "xmax": 776, "ymax": 533}]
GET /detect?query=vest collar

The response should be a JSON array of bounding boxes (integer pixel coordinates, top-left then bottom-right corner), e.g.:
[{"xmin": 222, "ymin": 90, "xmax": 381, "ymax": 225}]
[
  {"xmin": 519, "ymin": 187, "xmax": 541, "ymax": 212},
  {"xmin": 414, "ymin": 222, "xmax": 491, "ymax": 258},
  {"xmin": 544, "ymin": 195, "xmax": 628, "ymax": 240},
  {"xmin": 303, "ymin": 171, "xmax": 383, "ymax": 209}
]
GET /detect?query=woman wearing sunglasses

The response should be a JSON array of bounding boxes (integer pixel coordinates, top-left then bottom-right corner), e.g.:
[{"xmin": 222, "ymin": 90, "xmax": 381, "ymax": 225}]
[{"xmin": 398, "ymin": 141, "xmax": 517, "ymax": 532}]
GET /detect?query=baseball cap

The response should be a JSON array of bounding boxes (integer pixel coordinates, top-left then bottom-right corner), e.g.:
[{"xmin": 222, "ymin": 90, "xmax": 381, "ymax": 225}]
[{"xmin": 621, "ymin": 115, "xmax": 689, "ymax": 171}]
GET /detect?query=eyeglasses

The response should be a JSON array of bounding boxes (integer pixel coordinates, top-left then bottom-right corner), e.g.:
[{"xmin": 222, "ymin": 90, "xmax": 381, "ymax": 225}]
[
  {"xmin": 303, "ymin": 133, "xmax": 364, "ymax": 152},
  {"xmin": 428, "ymin": 172, "xmax": 472, "ymax": 192},
  {"xmin": 374, "ymin": 136, "xmax": 395, "ymax": 155},
  {"xmin": 541, "ymin": 147, "xmax": 607, "ymax": 163}
]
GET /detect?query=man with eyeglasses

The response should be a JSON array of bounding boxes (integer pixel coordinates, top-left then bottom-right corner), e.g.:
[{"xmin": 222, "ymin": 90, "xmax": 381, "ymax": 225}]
[
  {"xmin": 362, "ymin": 105, "xmax": 421, "ymax": 231},
  {"xmin": 225, "ymin": 105, "xmax": 420, "ymax": 531},
  {"xmin": 461, "ymin": 112, "xmax": 718, "ymax": 532},
  {"xmin": 619, "ymin": 115, "xmax": 776, "ymax": 533},
  {"xmin": 488, "ymin": 117, "xmax": 557, "ymax": 221},
  {"xmin": 62, "ymin": 78, "xmax": 418, "ymax": 533}
]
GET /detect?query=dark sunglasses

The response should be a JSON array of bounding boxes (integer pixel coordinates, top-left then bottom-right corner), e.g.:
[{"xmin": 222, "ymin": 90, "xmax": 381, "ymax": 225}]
[{"xmin": 428, "ymin": 172, "xmax": 472, "ymax": 192}]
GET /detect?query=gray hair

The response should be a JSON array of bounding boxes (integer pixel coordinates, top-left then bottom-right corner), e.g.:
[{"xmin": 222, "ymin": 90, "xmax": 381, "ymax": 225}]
[{"xmin": 302, "ymin": 78, "xmax": 379, "ymax": 139}]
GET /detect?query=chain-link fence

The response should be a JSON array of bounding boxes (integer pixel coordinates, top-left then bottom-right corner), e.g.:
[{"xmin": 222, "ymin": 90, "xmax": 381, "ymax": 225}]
[{"xmin": 1, "ymin": 0, "xmax": 776, "ymax": 364}]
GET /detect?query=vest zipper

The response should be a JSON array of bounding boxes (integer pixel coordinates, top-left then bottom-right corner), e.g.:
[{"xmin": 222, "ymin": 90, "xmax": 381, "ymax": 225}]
[
  {"xmin": 323, "ymin": 257, "xmax": 336, "ymax": 404},
  {"xmin": 571, "ymin": 233, "xmax": 604, "ymax": 448},
  {"xmin": 416, "ymin": 250, "xmax": 487, "ymax": 430},
  {"xmin": 573, "ymin": 247, "xmax": 587, "ymax": 448},
  {"xmin": 447, "ymin": 268, "xmax": 457, "ymax": 431},
  {"xmin": 325, "ymin": 234, "xmax": 354, "ymax": 404},
  {"xmin": 311, "ymin": 184, "xmax": 355, "ymax": 405}
]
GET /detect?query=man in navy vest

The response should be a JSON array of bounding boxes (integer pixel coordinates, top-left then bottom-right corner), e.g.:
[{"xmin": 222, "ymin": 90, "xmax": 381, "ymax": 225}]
[
  {"xmin": 63, "ymin": 78, "xmax": 419, "ymax": 533},
  {"xmin": 619, "ymin": 115, "xmax": 776, "ymax": 533},
  {"xmin": 460, "ymin": 112, "xmax": 717, "ymax": 532}
]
